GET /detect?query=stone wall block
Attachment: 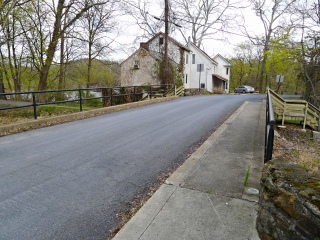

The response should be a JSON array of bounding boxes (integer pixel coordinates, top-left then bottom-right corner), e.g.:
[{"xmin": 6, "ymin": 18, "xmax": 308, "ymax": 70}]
[
  {"xmin": 297, "ymin": 214, "xmax": 320, "ymax": 238},
  {"xmin": 304, "ymin": 201, "xmax": 320, "ymax": 220},
  {"xmin": 257, "ymin": 158, "xmax": 320, "ymax": 240},
  {"xmin": 273, "ymin": 188, "xmax": 299, "ymax": 219},
  {"xmin": 264, "ymin": 177, "xmax": 276, "ymax": 192}
]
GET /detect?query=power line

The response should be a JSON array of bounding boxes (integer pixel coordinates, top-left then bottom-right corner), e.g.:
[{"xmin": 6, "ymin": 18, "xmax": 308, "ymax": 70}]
[
  {"xmin": 121, "ymin": 1, "xmax": 263, "ymax": 41},
  {"xmin": 120, "ymin": 1, "xmax": 309, "ymax": 51}
]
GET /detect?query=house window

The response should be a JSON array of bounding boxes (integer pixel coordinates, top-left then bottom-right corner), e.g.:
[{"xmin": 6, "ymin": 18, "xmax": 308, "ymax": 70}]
[
  {"xmin": 201, "ymin": 83, "xmax": 205, "ymax": 89},
  {"xmin": 159, "ymin": 36, "xmax": 164, "ymax": 45},
  {"xmin": 186, "ymin": 54, "xmax": 188, "ymax": 64},
  {"xmin": 185, "ymin": 74, "xmax": 188, "ymax": 84},
  {"xmin": 192, "ymin": 54, "xmax": 195, "ymax": 64},
  {"xmin": 226, "ymin": 67, "xmax": 229, "ymax": 75},
  {"xmin": 134, "ymin": 60, "xmax": 140, "ymax": 69}
]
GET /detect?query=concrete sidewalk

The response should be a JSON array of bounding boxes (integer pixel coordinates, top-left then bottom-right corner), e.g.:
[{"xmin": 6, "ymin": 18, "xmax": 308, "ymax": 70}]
[{"xmin": 113, "ymin": 100, "xmax": 265, "ymax": 240}]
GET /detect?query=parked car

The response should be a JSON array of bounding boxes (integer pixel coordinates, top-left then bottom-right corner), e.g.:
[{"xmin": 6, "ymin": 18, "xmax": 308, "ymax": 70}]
[{"xmin": 234, "ymin": 85, "xmax": 255, "ymax": 93}]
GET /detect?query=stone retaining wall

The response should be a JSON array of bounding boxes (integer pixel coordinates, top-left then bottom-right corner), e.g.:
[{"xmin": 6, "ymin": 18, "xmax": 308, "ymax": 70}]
[
  {"xmin": 184, "ymin": 89, "xmax": 207, "ymax": 96},
  {"xmin": 257, "ymin": 158, "xmax": 320, "ymax": 240}
]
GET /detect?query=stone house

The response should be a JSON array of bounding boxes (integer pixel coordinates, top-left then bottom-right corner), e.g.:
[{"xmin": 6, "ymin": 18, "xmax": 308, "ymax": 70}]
[{"xmin": 120, "ymin": 32, "xmax": 190, "ymax": 86}]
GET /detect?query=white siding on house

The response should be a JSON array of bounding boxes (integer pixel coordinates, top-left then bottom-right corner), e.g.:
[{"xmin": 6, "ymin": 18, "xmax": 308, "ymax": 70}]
[
  {"xmin": 214, "ymin": 56, "xmax": 230, "ymax": 80},
  {"xmin": 184, "ymin": 42, "xmax": 217, "ymax": 93},
  {"xmin": 213, "ymin": 54, "xmax": 231, "ymax": 93}
]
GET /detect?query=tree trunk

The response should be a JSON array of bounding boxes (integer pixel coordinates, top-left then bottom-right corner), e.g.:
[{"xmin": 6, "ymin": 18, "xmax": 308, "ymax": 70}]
[
  {"xmin": 38, "ymin": 0, "xmax": 64, "ymax": 102},
  {"xmin": 0, "ymin": 48, "xmax": 13, "ymax": 92},
  {"xmin": 57, "ymin": 30, "xmax": 65, "ymax": 101},
  {"xmin": 87, "ymin": 41, "xmax": 93, "ymax": 88},
  {"xmin": 0, "ymin": 78, "xmax": 6, "ymax": 99},
  {"xmin": 58, "ymin": 20, "xmax": 65, "ymax": 91}
]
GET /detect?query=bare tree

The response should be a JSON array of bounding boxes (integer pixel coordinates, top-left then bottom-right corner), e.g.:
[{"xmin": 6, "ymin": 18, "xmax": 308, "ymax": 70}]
[
  {"xmin": 36, "ymin": 0, "xmax": 110, "ymax": 101},
  {"xmin": 76, "ymin": 0, "xmax": 117, "ymax": 88},
  {"xmin": 172, "ymin": 0, "xmax": 242, "ymax": 47},
  {"xmin": 0, "ymin": 0, "xmax": 32, "ymax": 13},
  {"xmin": 247, "ymin": 0, "xmax": 297, "ymax": 92},
  {"xmin": 0, "ymin": 0, "xmax": 33, "ymax": 93},
  {"xmin": 120, "ymin": 0, "xmax": 164, "ymax": 41},
  {"xmin": 297, "ymin": 0, "xmax": 320, "ymax": 100}
]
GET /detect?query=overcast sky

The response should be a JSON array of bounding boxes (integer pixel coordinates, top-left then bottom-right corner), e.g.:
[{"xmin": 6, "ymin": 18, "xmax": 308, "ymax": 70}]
[{"xmin": 107, "ymin": 0, "xmax": 265, "ymax": 62}]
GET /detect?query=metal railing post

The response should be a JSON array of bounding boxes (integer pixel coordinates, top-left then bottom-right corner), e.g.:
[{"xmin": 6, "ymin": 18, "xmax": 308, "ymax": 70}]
[
  {"xmin": 32, "ymin": 93, "xmax": 37, "ymax": 119},
  {"xmin": 79, "ymin": 90, "xmax": 83, "ymax": 111},
  {"xmin": 110, "ymin": 88, "xmax": 113, "ymax": 106},
  {"xmin": 265, "ymin": 124, "xmax": 274, "ymax": 162},
  {"xmin": 149, "ymin": 85, "xmax": 152, "ymax": 98}
]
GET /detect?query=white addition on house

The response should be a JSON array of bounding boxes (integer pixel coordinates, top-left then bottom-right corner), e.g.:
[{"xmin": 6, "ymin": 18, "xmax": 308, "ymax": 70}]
[
  {"xmin": 184, "ymin": 37, "xmax": 231, "ymax": 93},
  {"xmin": 120, "ymin": 32, "xmax": 231, "ymax": 93}
]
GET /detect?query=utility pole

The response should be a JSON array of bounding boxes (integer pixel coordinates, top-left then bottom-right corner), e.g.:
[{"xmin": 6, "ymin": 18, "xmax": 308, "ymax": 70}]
[{"xmin": 164, "ymin": 0, "xmax": 169, "ymax": 87}]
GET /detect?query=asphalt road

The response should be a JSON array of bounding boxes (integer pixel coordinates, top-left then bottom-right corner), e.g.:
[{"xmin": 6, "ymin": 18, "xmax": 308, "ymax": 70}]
[{"xmin": 0, "ymin": 94, "xmax": 264, "ymax": 240}]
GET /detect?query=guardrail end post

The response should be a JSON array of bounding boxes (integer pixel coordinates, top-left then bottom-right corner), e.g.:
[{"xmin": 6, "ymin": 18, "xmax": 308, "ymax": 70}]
[
  {"xmin": 32, "ymin": 93, "xmax": 37, "ymax": 119},
  {"xmin": 79, "ymin": 90, "xmax": 83, "ymax": 111}
]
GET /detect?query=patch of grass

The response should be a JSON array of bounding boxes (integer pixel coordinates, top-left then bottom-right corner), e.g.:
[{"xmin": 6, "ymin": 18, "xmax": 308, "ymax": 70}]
[
  {"xmin": 244, "ymin": 166, "xmax": 251, "ymax": 187},
  {"xmin": 0, "ymin": 102, "xmax": 101, "ymax": 125},
  {"xmin": 37, "ymin": 105, "xmax": 80, "ymax": 116},
  {"xmin": 0, "ymin": 107, "xmax": 36, "ymax": 122},
  {"xmin": 275, "ymin": 119, "xmax": 303, "ymax": 126},
  {"xmin": 311, "ymin": 159, "xmax": 319, "ymax": 168},
  {"xmin": 290, "ymin": 149, "xmax": 300, "ymax": 156},
  {"xmin": 82, "ymin": 98, "xmax": 102, "ymax": 108},
  {"xmin": 299, "ymin": 162, "xmax": 311, "ymax": 170}
]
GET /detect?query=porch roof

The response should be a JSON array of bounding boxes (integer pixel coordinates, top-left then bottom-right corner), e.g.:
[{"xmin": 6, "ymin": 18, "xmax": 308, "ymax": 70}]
[{"xmin": 212, "ymin": 74, "xmax": 228, "ymax": 82}]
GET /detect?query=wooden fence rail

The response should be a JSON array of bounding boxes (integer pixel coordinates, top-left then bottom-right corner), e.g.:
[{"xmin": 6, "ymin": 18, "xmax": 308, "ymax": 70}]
[{"xmin": 269, "ymin": 88, "xmax": 320, "ymax": 131}]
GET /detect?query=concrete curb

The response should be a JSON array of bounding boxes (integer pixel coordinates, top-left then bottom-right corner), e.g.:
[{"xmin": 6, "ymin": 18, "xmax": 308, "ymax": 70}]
[
  {"xmin": 0, "ymin": 96, "xmax": 178, "ymax": 136},
  {"xmin": 165, "ymin": 101, "xmax": 249, "ymax": 187},
  {"xmin": 242, "ymin": 99, "xmax": 266, "ymax": 202}
]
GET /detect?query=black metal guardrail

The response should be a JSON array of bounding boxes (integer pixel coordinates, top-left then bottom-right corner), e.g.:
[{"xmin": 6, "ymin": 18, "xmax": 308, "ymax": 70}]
[
  {"xmin": 265, "ymin": 88, "xmax": 276, "ymax": 163},
  {"xmin": 0, "ymin": 84, "xmax": 175, "ymax": 119}
]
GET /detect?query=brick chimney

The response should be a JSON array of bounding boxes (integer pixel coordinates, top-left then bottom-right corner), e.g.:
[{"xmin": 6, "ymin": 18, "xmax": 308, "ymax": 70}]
[{"xmin": 140, "ymin": 42, "xmax": 149, "ymax": 50}]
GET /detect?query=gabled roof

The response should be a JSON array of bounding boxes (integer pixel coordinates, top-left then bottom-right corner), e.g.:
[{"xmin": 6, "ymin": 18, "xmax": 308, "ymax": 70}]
[
  {"xmin": 145, "ymin": 32, "xmax": 191, "ymax": 52},
  {"xmin": 212, "ymin": 74, "xmax": 228, "ymax": 82},
  {"xmin": 121, "ymin": 32, "xmax": 190, "ymax": 66},
  {"xmin": 120, "ymin": 47, "xmax": 161, "ymax": 66},
  {"xmin": 213, "ymin": 54, "xmax": 231, "ymax": 66},
  {"xmin": 187, "ymin": 41, "xmax": 218, "ymax": 65}
]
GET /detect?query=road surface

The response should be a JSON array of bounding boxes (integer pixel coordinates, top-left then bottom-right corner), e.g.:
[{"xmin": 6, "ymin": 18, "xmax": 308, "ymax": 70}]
[{"xmin": 0, "ymin": 94, "xmax": 264, "ymax": 240}]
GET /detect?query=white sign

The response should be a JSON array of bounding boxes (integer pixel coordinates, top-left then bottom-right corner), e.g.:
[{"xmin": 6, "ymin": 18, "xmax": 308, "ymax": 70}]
[
  {"xmin": 197, "ymin": 64, "xmax": 204, "ymax": 72},
  {"xmin": 276, "ymin": 75, "xmax": 284, "ymax": 83}
]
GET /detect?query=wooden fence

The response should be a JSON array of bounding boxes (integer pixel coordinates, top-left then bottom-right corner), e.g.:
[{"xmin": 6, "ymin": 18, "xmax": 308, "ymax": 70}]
[{"xmin": 269, "ymin": 88, "xmax": 320, "ymax": 131}]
